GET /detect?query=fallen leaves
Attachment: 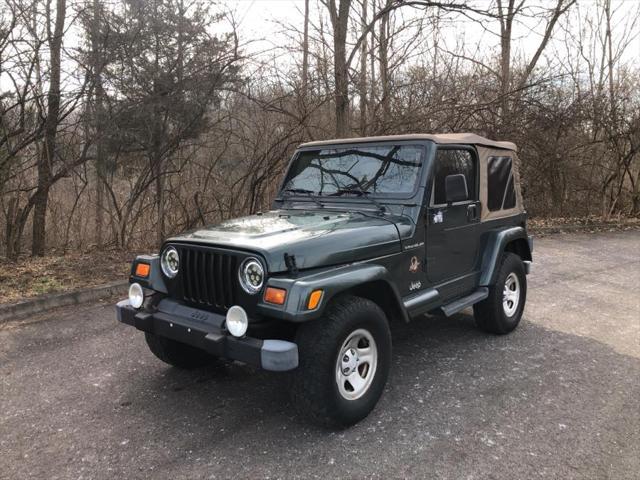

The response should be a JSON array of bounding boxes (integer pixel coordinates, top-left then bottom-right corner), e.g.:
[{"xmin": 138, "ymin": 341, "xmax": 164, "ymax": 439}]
[
  {"xmin": 528, "ymin": 216, "xmax": 640, "ymax": 237},
  {"xmin": 0, "ymin": 250, "xmax": 139, "ymax": 304}
]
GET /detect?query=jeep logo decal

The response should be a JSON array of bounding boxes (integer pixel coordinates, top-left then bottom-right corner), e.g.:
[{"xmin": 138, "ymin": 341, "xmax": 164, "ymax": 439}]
[{"xmin": 190, "ymin": 311, "xmax": 208, "ymax": 323}]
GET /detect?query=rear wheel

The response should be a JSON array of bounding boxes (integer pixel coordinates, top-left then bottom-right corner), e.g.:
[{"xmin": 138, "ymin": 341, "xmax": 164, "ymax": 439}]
[
  {"xmin": 144, "ymin": 332, "xmax": 218, "ymax": 369},
  {"xmin": 474, "ymin": 252, "xmax": 527, "ymax": 334},
  {"xmin": 290, "ymin": 295, "xmax": 392, "ymax": 427}
]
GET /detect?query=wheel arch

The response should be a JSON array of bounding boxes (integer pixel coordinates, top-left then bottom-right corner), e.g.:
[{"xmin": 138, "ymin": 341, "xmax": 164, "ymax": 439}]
[
  {"xmin": 479, "ymin": 226, "xmax": 532, "ymax": 287},
  {"xmin": 504, "ymin": 237, "xmax": 532, "ymax": 262},
  {"xmin": 341, "ymin": 279, "xmax": 409, "ymax": 324}
]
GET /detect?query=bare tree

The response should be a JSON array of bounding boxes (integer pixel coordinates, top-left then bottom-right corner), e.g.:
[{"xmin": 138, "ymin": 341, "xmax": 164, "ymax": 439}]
[
  {"xmin": 1, "ymin": 0, "xmax": 638, "ymax": 258},
  {"xmin": 302, "ymin": 0, "xmax": 310, "ymax": 94},
  {"xmin": 496, "ymin": 0, "xmax": 576, "ymax": 130},
  {"xmin": 104, "ymin": 0, "xmax": 241, "ymax": 246},
  {"xmin": 31, "ymin": 0, "xmax": 67, "ymax": 256}
]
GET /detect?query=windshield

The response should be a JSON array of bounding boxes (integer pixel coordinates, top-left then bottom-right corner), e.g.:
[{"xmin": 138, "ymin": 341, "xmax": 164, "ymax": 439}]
[{"xmin": 281, "ymin": 144, "xmax": 424, "ymax": 197}]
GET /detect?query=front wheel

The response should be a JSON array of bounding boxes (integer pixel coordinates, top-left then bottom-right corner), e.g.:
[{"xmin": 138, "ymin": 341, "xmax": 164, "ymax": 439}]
[
  {"xmin": 290, "ymin": 295, "xmax": 392, "ymax": 427},
  {"xmin": 474, "ymin": 252, "xmax": 527, "ymax": 334}
]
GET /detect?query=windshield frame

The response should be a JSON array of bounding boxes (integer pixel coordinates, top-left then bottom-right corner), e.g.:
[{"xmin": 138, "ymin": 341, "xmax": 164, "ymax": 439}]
[{"xmin": 277, "ymin": 141, "xmax": 430, "ymax": 202}]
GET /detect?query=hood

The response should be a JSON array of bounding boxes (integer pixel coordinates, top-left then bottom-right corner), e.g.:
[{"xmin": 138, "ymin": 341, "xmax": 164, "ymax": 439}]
[{"xmin": 167, "ymin": 209, "xmax": 412, "ymax": 273}]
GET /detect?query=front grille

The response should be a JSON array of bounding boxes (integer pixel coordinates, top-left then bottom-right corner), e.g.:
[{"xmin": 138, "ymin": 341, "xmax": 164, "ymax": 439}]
[{"xmin": 178, "ymin": 246, "xmax": 239, "ymax": 309}]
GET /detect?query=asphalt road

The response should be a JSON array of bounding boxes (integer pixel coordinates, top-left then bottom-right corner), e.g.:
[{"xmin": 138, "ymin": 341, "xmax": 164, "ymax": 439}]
[{"xmin": 1, "ymin": 230, "xmax": 639, "ymax": 479}]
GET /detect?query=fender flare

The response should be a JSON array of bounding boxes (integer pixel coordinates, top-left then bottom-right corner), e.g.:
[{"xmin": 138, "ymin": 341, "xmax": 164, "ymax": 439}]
[
  {"xmin": 479, "ymin": 226, "xmax": 532, "ymax": 287},
  {"xmin": 258, "ymin": 263, "xmax": 409, "ymax": 323}
]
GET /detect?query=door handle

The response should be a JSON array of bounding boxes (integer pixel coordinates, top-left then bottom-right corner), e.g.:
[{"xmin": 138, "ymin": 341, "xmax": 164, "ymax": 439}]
[{"xmin": 467, "ymin": 204, "xmax": 478, "ymax": 221}]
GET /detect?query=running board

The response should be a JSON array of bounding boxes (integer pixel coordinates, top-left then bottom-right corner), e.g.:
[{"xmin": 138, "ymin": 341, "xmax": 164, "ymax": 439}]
[{"xmin": 441, "ymin": 288, "xmax": 489, "ymax": 317}]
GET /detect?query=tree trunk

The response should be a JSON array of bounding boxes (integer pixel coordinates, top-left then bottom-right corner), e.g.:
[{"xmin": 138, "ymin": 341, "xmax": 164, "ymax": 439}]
[
  {"xmin": 329, "ymin": 0, "xmax": 352, "ymax": 138},
  {"xmin": 152, "ymin": 121, "xmax": 165, "ymax": 247},
  {"xmin": 379, "ymin": 8, "xmax": 390, "ymax": 127},
  {"xmin": 358, "ymin": 0, "xmax": 368, "ymax": 135},
  {"xmin": 369, "ymin": 0, "xmax": 376, "ymax": 122},
  {"xmin": 301, "ymin": 0, "xmax": 310, "ymax": 94},
  {"xmin": 8, "ymin": 200, "xmax": 35, "ymax": 260},
  {"xmin": 91, "ymin": 0, "xmax": 107, "ymax": 249},
  {"xmin": 4, "ymin": 197, "xmax": 17, "ymax": 258},
  {"xmin": 32, "ymin": 0, "xmax": 66, "ymax": 256},
  {"xmin": 631, "ymin": 169, "xmax": 640, "ymax": 215},
  {"xmin": 498, "ymin": 0, "xmax": 514, "ymax": 133},
  {"xmin": 152, "ymin": 0, "xmax": 165, "ymax": 247},
  {"xmin": 95, "ymin": 151, "xmax": 105, "ymax": 248}
]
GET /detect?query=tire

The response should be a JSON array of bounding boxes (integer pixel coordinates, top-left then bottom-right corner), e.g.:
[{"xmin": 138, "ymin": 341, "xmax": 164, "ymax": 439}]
[
  {"xmin": 290, "ymin": 295, "xmax": 392, "ymax": 427},
  {"xmin": 144, "ymin": 332, "xmax": 218, "ymax": 369},
  {"xmin": 474, "ymin": 252, "xmax": 527, "ymax": 334}
]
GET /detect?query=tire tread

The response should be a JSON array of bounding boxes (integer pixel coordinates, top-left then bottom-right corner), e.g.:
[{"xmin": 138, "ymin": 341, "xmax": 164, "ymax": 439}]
[
  {"xmin": 290, "ymin": 295, "xmax": 391, "ymax": 427},
  {"xmin": 474, "ymin": 252, "xmax": 526, "ymax": 334}
]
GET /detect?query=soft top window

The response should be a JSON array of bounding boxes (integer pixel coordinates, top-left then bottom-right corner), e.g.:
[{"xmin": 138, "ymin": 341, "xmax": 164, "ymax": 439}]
[
  {"xmin": 432, "ymin": 148, "xmax": 477, "ymax": 205},
  {"xmin": 488, "ymin": 156, "xmax": 516, "ymax": 211},
  {"xmin": 282, "ymin": 145, "xmax": 424, "ymax": 197}
]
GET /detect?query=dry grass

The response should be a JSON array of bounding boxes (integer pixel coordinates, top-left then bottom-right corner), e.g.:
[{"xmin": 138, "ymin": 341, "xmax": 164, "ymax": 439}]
[{"xmin": 0, "ymin": 250, "xmax": 138, "ymax": 304}]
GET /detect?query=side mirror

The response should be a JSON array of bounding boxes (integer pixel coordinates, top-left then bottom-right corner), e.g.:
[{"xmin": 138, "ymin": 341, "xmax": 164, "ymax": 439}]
[{"xmin": 445, "ymin": 174, "xmax": 469, "ymax": 203}]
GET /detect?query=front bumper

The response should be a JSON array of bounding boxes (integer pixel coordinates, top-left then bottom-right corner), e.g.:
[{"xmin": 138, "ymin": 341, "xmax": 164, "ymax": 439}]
[{"xmin": 116, "ymin": 299, "xmax": 298, "ymax": 371}]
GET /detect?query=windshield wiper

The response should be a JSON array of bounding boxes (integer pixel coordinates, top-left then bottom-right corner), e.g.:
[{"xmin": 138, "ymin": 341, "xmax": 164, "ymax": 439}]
[
  {"xmin": 281, "ymin": 188, "xmax": 324, "ymax": 208},
  {"xmin": 329, "ymin": 186, "xmax": 386, "ymax": 213}
]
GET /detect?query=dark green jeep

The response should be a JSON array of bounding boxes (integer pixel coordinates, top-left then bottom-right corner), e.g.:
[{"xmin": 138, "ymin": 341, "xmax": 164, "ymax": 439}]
[{"xmin": 117, "ymin": 133, "xmax": 532, "ymax": 426}]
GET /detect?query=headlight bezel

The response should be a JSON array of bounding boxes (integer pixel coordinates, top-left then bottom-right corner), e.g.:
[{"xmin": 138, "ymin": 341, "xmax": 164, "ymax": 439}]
[
  {"xmin": 160, "ymin": 246, "xmax": 180, "ymax": 279},
  {"xmin": 238, "ymin": 257, "xmax": 265, "ymax": 294}
]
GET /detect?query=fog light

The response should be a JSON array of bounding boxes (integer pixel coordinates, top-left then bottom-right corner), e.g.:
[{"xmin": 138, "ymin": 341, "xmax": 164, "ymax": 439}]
[
  {"xmin": 226, "ymin": 305, "xmax": 248, "ymax": 337},
  {"xmin": 128, "ymin": 283, "xmax": 144, "ymax": 309}
]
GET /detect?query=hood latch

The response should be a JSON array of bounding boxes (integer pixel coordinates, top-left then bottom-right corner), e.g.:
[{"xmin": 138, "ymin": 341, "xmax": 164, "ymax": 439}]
[{"xmin": 284, "ymin": 253, "xmax": 298, "ymax": 275}]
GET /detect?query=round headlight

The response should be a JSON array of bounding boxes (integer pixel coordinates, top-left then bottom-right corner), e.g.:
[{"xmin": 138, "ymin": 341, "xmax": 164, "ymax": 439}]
[
  {"xmin": 129, "ymin": 283, "xmax": 144, "ymax": 309},
  {"xmin": 238, "ymin": 257, "xmax": 264, "ymax": 294},
  {"xmin": 161, "ymin": 246, "xmax": 179, "ymax": 278},
  {"xmin": 226, "ymin": 305, "xmax": 248, "ymax": 337}
]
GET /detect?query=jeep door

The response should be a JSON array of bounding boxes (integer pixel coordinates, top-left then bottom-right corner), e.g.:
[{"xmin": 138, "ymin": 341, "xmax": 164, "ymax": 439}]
[{"xmin": 425, "ymin": 146, "xmax": 481, "ymax": 293}]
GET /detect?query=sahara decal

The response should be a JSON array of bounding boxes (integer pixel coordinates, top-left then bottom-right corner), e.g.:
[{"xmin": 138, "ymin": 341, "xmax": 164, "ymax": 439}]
[{"xmin": 404, "ymin": 241, "xmax": 425, "ymax": 250}]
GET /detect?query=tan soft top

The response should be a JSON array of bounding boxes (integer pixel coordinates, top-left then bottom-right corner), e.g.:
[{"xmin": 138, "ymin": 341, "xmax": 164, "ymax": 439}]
[{"xmin": 299, "ymin": 133, "xmax": 517, "ymax": 152}]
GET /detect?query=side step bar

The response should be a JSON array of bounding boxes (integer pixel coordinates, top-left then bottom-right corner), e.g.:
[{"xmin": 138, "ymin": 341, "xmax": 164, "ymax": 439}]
[{"xmin": 441, "ymin": 288, "xmax": 489, "ymax": 317}]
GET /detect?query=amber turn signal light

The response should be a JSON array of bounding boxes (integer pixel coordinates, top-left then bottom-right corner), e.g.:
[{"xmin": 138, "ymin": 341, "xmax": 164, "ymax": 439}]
[
  {"xmin": 307, "ymin": 290, "xmax": 323, "ymax": 310},
  {"xmin": 135, "ymin": 263, "xmax": 150, "ymax": 278},
  {"xmin": 264, "ymin": 287, "xmax": 287, "ymax": 305}
]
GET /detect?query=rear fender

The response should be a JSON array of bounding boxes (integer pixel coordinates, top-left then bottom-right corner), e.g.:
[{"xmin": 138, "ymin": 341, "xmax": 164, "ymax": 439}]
[{"xmin": 479, "ymin": 227, "xmax": 532, "ymax": 286}]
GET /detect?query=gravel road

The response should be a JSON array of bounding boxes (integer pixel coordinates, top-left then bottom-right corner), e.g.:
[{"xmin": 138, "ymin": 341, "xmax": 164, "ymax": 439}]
[{"xmin": 1, "ymin": 230, "xmax": 639, "ymax": 479}]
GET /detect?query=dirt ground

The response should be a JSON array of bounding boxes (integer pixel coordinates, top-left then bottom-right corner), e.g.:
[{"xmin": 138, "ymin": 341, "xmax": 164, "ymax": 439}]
[
  {"xmin": 0, "ymin": 230, "xmax": 638, "ymax": 479},
  {"xmin": 0, "ymin": 251, "xmax": 135, "ymax": 304}
]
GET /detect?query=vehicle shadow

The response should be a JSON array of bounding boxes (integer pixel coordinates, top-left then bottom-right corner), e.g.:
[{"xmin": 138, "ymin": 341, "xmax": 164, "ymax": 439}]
[
  {"xmin": 122, "ymin": 314, "xmax": 481, "ymax": 423},
  {"xmin": 116, "ymin": 312, "xmax": 640, "ymax": 478}
]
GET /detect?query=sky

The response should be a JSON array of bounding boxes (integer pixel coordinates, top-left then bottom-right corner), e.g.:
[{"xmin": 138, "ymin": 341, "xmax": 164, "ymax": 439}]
[
  {"xmin": 1, "ymin": 0, "xmax": 638, "ymax": 93},
  {"xmin": 223, "ymin": 0, "xmax": 640, "ymax": 68}
]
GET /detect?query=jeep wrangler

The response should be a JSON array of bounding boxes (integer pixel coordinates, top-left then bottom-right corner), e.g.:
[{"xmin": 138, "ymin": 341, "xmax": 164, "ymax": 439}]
[{"xmin": 117, "ymin": 133, "xmax": 532, "ymax": 426}]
